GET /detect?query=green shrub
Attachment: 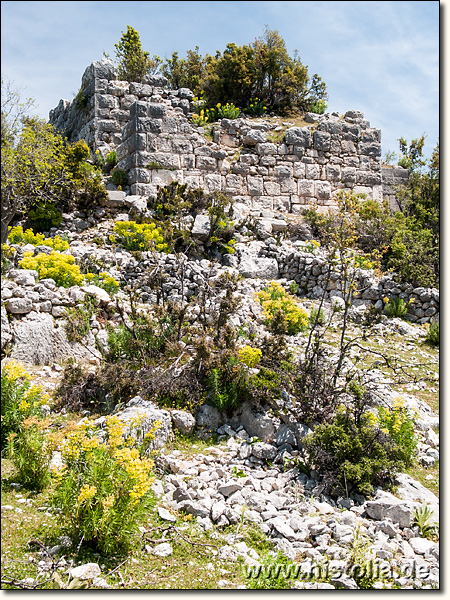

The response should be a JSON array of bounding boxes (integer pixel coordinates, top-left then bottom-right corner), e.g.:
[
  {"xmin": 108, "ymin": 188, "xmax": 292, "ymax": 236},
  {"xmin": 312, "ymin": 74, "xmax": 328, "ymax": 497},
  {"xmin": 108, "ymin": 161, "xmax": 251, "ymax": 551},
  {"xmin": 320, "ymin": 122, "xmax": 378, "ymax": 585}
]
[
  {"xmin": 257, "ymin": 281, "xmax": 309, "ymax": 336},
  {"xmin": 111, "ymin": 220, "xmax": 168, "ymax": 253},
  {"xmin": 1, "ymin": 243, "xmax": 16, "ymax": 273},
  {"xmin": 207, "ymin": 356, "xmax": 248, "ymax": 415},
  {"xmin": 376, "ymin": 397, "xmax": 417, "ymax": 467},
  {"xmin": 1, "ymin": 360, "xmax": 49, "ymax": 449},
  {"xmin": 7, "ymin": 422, "xmax": 52, "ymax": 491},
  {"xmin": 383, "ymin": 297, "xmax": 409, "ymax": 318},
  {"xmin": 303, "ymin": 407, "xmax": 407, "ymax": 496},
  {"xmin": 74, "ymin": 89, "xmax": 89, "ymax": 111},
  {"xmin": 413, "ymin": 502, "xmax": 438, "ymax": 539},
  {"xmin": 64, "ymin": 296, "xmax": 99, "ymax": 343},
  {"xmin": 27, "ymin": 201, "xmax": 63, "ymax": 233},
  {"xmin": 106, "ymin": 150, "xmax": 118, "ymax": 169},
  {"xmin": 243, "ymin": 97, "xmax": 267, "ymax": 116},
  {"xmin": 107, "ymin": 314, "xmax": 175, "ymax": 365},
  {"xmin": 84, "ymin": 271, "xmax": 120, "ymax": 294},
  {"xmin": 52, "ymin": 416, "xmax": 156, "ymax": 553},
  {"xmin": 425, "ymin": 322, "xmax": 439, "ymax": 346},
  {"xmin": 111, "ymin": 168, "xmax": 127, "ymax": 188},
  {"xmin": 309, "ymin": 304, "xmax": 325, "ymax": 326},
  {"xmin": 308, "ymin": 99, "xmax": 327, "ymax": 114},
  {"xmin": 19, "ymin": 250, "xmax": 84, "ymax": 287}
]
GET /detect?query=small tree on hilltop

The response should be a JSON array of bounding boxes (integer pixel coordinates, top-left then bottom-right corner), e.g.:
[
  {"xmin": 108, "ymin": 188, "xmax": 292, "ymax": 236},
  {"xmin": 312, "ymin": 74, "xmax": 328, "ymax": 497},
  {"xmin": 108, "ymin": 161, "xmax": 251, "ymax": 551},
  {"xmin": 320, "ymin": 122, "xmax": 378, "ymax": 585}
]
[{"xmin": 114, "ymin": 25, "xmax": 161, "ymax": 83}]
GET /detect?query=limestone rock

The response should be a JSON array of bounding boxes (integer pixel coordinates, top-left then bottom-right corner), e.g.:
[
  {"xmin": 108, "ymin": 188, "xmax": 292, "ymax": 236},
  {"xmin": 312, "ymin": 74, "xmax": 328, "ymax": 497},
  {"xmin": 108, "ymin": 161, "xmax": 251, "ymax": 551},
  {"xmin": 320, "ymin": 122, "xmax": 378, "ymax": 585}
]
[
  {"xmin": 114, "ymin": 396, "xmax": 171, "ymax": 450},
  {"xmin": 10, "ymin": 312, "xmax": 100, "ymax": 365},
  {"xmin": 238, "ymin": 256, "xmax": 279, "ymax": 280},
  {"xmin": 1, "ymin": 306, "xmax": 12, "ymax": 349},
  {"xmin": 69, "ymin": 563, "xmax": 101, "ymax": 580},
  {"xmin": 171, "ymin": 410, "xmax": 196, "ymax": 435}
]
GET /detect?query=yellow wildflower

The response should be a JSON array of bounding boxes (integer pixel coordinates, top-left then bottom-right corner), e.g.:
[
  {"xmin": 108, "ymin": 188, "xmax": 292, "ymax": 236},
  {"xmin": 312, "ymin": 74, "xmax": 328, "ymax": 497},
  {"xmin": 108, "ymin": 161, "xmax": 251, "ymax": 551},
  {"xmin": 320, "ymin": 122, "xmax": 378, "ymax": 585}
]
[
  {"xmin": 77, "ymin": 484, "xmax": 97, "ymax": 504},
  {"xmin": 102, "ymin": 495, "xmax": 115, "ymax": 511}
]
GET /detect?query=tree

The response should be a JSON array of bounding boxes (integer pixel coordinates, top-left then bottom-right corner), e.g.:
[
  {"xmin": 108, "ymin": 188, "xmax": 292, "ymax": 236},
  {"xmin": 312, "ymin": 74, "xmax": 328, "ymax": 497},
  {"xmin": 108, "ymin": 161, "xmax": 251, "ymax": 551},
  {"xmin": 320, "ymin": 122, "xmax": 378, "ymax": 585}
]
[
  {"xmin": 1, "ymin": 116, "xmax": 69, "ymax": 242},
  {"xmin": 202, "ymin": 43, "xmax": 258, "ymax": 108},
  {"xmin": 161, "ymin": 47, "xmax": 207, "ymax": 95},
  {"xmin": 1, "ymin": 78, "xmax": 107, "ymax": 243},
  {"xmin": 198, "ymin": 27, "xmax": 327, "ymax": 115},
  {"xmin": 1, "ymin": 77, "xmax": 35, "ymax": 148},
  {"xmin": 114, "ymin": 25, "xmax": 160, "ymax": 83}
]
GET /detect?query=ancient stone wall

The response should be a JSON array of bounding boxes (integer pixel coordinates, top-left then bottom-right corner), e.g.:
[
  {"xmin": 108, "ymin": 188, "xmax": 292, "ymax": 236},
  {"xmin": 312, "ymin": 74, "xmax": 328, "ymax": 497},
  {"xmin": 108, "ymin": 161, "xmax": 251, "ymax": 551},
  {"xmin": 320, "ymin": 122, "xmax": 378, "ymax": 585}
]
[{"xmin": 49, "ymin": 59, "xmax": 408, "ymax": 214}]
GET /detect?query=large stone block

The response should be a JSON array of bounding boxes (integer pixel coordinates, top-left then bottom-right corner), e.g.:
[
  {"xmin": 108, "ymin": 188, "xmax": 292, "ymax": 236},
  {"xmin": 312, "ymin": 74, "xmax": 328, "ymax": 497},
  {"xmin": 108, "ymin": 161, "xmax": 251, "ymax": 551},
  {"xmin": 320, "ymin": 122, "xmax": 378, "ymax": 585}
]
[
  {"xmin": 97, "ymin": 94, "xmax": 119, "ymax": 109},
  {"xmin": 285, "ymin": 127, "xmax": 311, "ymax": 147},
  {"xmin": 298, "ymin": 179, "xmax": 315, "ymax": 197},
  {"xmin": 313, "ymin": 131, "xmax": 331, "ymax": 151},
  {"xmin": 247, "ymin": 176, "xmax": 264, "ymax": 196},
  {"xmin": 358, "ymin": 141, "xmax": 382, "ymax": 157}
]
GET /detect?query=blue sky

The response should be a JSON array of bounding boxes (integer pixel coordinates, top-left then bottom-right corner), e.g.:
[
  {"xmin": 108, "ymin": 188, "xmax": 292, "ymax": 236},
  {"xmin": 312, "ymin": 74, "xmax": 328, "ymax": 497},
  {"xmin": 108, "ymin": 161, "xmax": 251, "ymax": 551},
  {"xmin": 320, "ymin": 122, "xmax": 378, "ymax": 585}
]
[{"xmin": 1, "ymin": 0, "xmax": 440, "ymax": 161}]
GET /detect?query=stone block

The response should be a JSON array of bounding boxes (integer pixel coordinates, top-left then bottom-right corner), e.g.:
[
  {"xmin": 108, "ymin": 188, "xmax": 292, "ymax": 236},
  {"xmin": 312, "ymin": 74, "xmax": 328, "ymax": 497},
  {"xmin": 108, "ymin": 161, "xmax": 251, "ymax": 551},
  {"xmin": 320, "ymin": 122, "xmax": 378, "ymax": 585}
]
[
  {"xmin": 147, "ymin": 152, "xmax": 180, "ymax": 170},
  {"xmin": 147, "ymin": 103, "xmax": 168, "ymax": 117},
  {"xmin": 256, "ymin": 142, "xmax": 277, "ymax": 155},
  {"xmin": 129, "ymin": 82, "xmax": 153, "ymax": 97},
  {"xmin": 97, "ymin": 119, "xmax": 120, "ymax": 133},
  {"xmin": 196, "ymin": 156, "xmax": 217, "ymax": 170},
  {"xmin": 326, "ymin": 164, "xmax": 341, "ymax": 181},
  {"xmin": 130, "ymin": 101, "xmax": 148, "ymax": 118},
  {"xmin": 203, "ymin": 173, "xmax": 223, "ymax": 193},
  {"xmin": 313, "ymin": 131, "xmax": 331, "ymax": 151},
  {"xmin": 247, "ymin": 176, "xmax": 264, "ymax": 196},
  {"xmin": 305, "ymin": 164, "xmax": 320, "ymax": 179},
  {"xmin": 264, "ymin": 181, "xmax": 281, "ymax": 195},
  {"xmin": 358, "ymin": 141, "xmax": 382, "ymax": 157},
  {"xmin": 298, "ymin": 179, "xmax": 315, "ymax": 197},
  {"xmin": 97, "ymin": 94, "xmax": 119, "ymax": 109},
  {"xmin": 315, "ymin": 180, "xmax": 331, "ymax": 200},
  {"xmin": 285, "ymin": 127, "xmax": 311, "ymax": 147}
]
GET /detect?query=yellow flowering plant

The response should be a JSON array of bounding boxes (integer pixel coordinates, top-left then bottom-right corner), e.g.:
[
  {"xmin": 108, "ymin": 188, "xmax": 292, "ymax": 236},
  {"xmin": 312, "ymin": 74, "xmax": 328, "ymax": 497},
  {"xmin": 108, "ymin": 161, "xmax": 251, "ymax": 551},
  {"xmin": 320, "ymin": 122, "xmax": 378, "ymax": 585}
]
[
  {"xmin": 52, "ymin": 415, "xmax": 157, "ymax": 553},
  {"xmin": 113, "ymin": 220, "xmax": 169, "ymax": 253},
  {"xmin": 1, "ymin": 360, "xmax": 49, "ymax": 449},
  {"xmin": 376, "ymin": 398, "xmax": 417, "ymax": 467},
  {"xmin": 19, "ymin": 250, "xmax": 84, "ymax": 287},
  {"xmin": 8, "ymin": 226, "xmax": 69, "ymax": 251},
  {"xmin": 257, "ymin": 281, "xmax": 309, "ymax": 336},
  {"xmin": 238, "ymin": 345, "xmax": 262, "ymax": 368}
]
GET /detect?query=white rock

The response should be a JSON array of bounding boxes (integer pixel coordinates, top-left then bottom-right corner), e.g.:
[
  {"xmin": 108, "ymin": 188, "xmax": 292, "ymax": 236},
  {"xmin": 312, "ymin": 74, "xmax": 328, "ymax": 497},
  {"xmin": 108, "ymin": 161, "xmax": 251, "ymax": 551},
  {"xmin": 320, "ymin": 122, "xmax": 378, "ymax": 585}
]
[
  {"xmin": 153, "ymin": 543, "xmax": 173, "ymax": 557},
  {"xmin": 409, "ymin": 537, "xmax": 438, "ymax": 555},
  {"xmin": 157, "ymin": 506, "xmax": 177, "ymax": 522},
  {"xmin": 69, "ymin": 563, "xmax": 101, "ymax": 580}
]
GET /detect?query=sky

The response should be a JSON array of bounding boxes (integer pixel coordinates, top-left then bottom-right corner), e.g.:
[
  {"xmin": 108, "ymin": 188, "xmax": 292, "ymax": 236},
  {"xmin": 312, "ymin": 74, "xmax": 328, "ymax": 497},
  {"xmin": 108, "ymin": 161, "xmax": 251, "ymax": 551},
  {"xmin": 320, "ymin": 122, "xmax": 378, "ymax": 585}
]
[{"xmin": 1, "ymin": 0, "xmax": 440, "ymax": 161}]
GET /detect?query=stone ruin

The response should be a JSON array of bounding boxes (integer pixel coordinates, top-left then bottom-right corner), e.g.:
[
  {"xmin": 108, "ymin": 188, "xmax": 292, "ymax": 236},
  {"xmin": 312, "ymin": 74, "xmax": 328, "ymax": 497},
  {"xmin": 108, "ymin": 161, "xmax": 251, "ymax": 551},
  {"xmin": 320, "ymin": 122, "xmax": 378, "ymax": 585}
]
[{"xmin": 49, "ymin": 58, "xmax": 409, "ymax": 214}]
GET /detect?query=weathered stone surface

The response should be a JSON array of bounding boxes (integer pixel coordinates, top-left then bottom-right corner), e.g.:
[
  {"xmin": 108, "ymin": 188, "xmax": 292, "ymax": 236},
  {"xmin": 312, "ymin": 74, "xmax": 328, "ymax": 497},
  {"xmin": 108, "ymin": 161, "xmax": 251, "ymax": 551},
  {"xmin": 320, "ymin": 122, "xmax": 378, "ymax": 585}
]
[
  {"xmin": 171, "ymin": 410, "xmax": 196, "ymax": 435},
  {"xmin": 251, "ymin": 442, "xmax": 277, "ymax": 460},
  {"xmin": 69, "ymin": 563, "xmax": 101, "ymax": 580},
  {"xmin": 5, "ymin": 297, "xmax": 33, "ymax": 314},
  {"xmin": 191, "ymin": 214, "xmax": 211, "ymax": 241},
  {"xmin": 285, "ymin": 127, "xmax": 311, "ymax": 147},
  {"xmin": 10, "ymin": 312, "xmax": 100, "ymax": 365},
  {"xmin": 238, "ymin": 256, "xmax": 278, "ymax": 279},
  {"xmin": 238, "ymin": 402, "xmax": 278, "ymax": 442},
  {"xmin": 114, "ymin": 396, "xmax": 172, "ymax": 450},
  {"xmin": 364, "ymin": 491, "xmax": 419, "ymax": 528},
  {"xmin": 196, "ymin": 404, "xmax": 223, "ymax": 433},
  {"xmin": 152, "ymin": 543, "xmax": 173, "ymax": 557},
  {"xmin": 1, "ymin": 306, "xmax": 12, "ymax": 349}
]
